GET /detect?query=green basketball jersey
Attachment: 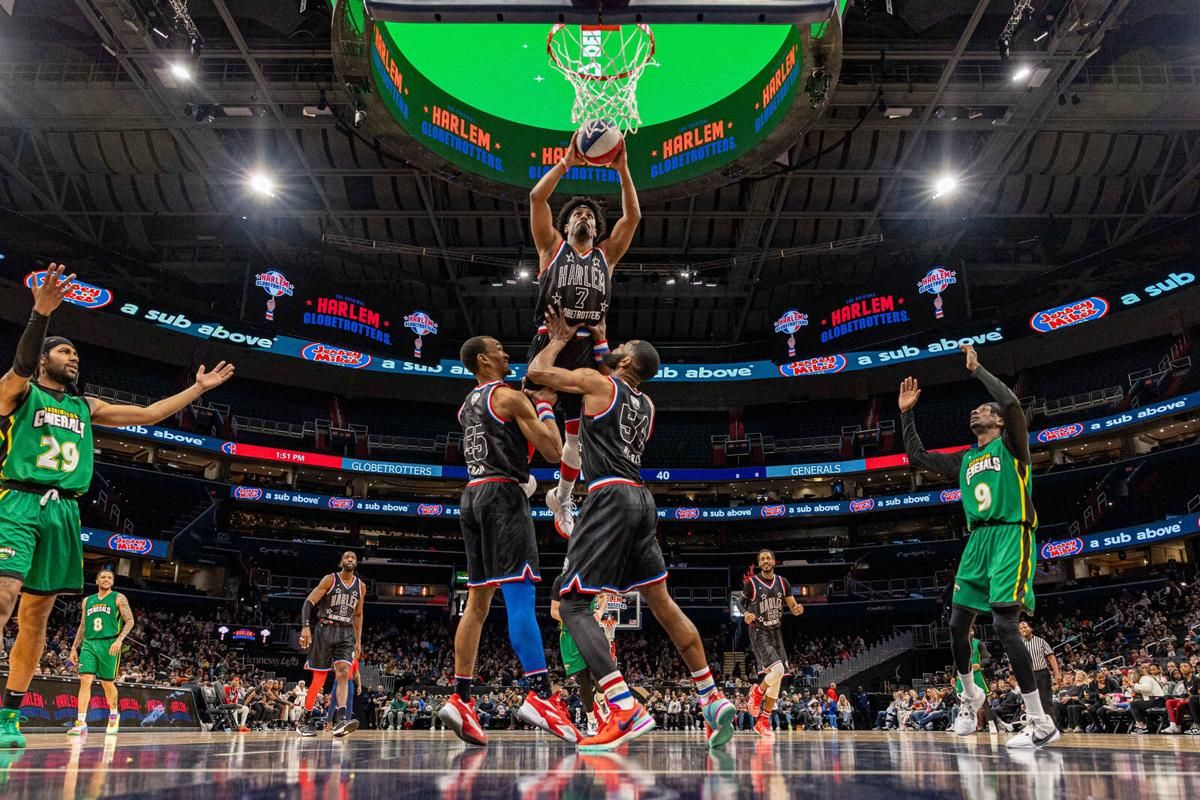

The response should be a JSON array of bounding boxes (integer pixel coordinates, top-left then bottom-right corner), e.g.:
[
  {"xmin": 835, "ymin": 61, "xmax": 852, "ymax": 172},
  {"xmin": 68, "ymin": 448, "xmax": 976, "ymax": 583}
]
[
  {"xmin": 0, "ymin": 382, "xmax": 94, "ymax": 494},
  {"xmin": 83, "ymin": 591, "xmax": 123, "ymax": 640},
  {"xmin": 958, "ymin": 436, "xmax": 1035, "ymax": 530}
]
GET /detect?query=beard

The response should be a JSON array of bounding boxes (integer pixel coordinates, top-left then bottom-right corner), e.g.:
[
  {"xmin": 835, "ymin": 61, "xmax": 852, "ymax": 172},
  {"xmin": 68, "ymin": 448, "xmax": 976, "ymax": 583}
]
[
  {"xmin": 42, "ymin": 363, "xmax": 76, "ymax": 386},
  {"xmin": 602, "ymin": 351, "xmax": 623, "ymax": 371},
  {"xmin": 340, "ymin": 563, "xmax": 356, "ymax": 573}
]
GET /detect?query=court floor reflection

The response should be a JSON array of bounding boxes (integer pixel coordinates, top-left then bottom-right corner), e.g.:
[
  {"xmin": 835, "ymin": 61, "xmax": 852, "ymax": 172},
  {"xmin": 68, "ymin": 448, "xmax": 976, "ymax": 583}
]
[{"xmin": 3, "ymin": 730, "xmax": 1198, "ymax": 799}]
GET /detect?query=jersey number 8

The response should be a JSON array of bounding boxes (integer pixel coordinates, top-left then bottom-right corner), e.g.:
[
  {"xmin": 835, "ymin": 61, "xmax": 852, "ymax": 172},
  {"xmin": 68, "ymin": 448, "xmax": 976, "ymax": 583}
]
[
  {"xmin": 37, "ymin": 436, "xmax": 80, "ymax": 473},
  {"xmin": 92, "ymin": 616, "xmax": 105, "ymax": 632}
]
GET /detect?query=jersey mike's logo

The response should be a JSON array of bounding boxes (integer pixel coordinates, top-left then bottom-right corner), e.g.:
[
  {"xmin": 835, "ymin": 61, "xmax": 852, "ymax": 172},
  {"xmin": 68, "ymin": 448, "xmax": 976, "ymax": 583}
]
[
  {"xmin": 327, "ymin": 497, "xmax": 355, "ymax": 510},
  {"xmin": 674, "ymin": 507, "xmax": 700, "ymax": 520},
  {"xmin": 300, "ymin": 343, "xmax": 372, "ymax": 369},
  {"xmin": 849, "ymin": 498, "xmax": 875, "ymax": 513},
  {"xmin": 1037, "ymin": 423, "xmax": 1084, "ymax": 443},
  {"xmin": 1029, "ymin": 297, "xmax": 1109, "ymax": 333},
  {"xmin": 232, "ymin": 487, "xmax": 262, "ymax": 500},
  {"xmin": 222, "ymin": 442, "xmax": 238, "ymax": 455},
  {"xmin": 940, "ymin": 488, "xmax": 963, "ymax": 503},
  {"xmin": 417, "ymin": 504, "xmax": 444, "ymax": 516},
  {"xmin": 1040, "ymin": 537, "xmax": 1084, "ymax": 560},
  {"xmin": 108, "ymin": 534, "xmax": 153, "ymax": 555},
  {"xmin": 759, "ymin": 504, "xmax": 786, "ymax": 518},
  {"xmin": 778, "ymin": 354, "xmax": 848, "ymax": 378},
  {"xmin": 25, "ymin": 271, "xmax": 114, "ymax": 310}
]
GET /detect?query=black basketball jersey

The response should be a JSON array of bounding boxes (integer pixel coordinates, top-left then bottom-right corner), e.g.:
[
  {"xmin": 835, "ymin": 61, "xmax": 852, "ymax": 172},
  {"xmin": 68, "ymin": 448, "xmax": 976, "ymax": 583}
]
[
  {"xmin": 582, "ymin": 376, "xmax": 654, "ymax": 483},
  {"xmin": 457, "ymin": 381, "xmax": 529, "ymax": 483},
  {"xmin": 742, "ymin": 573, "xmax": 791, "ymax": 629},
  {"xmin": 318, "ymin": 573, "xmax": 362, "ymax": 625},
  {"xmin": 535, "ymin": 241, "xmax": 611, "ymax": 327}
]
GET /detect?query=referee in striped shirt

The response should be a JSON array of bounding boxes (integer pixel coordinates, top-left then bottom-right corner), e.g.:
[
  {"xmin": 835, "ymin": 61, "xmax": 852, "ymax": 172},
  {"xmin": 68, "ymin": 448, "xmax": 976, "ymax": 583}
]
[{"xmin": 1019, "ymin": 621, "xmax": 1061, "ymax": 715}]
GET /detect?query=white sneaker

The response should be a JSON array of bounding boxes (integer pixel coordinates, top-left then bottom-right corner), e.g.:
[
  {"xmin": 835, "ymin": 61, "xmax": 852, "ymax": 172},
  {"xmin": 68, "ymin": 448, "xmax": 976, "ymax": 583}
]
[
  {"xmin": 546, "ymin": 489, "xmax": 576, "ymax": 539},
  {"xmin": 106, "ymin": 714, "xmax": 120, "ymax": 736},
  {"xmin": 1163, "ymin": 723, "xmax": 1181, "ymax": 734},
  {"xmin": 954, "ymin": 690, "xmax": 984, "ymax": 736},
  {"xmin": 1006, "ymin": 714, "xmax": 1060, "ymax": 749}
]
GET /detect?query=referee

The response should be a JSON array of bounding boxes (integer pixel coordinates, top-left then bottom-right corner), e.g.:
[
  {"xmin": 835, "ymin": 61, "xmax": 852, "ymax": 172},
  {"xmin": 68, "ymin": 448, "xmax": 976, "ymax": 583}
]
[{"xmin": 1019, "ymin": 621, "xmax": 1060, "ymax": 715}]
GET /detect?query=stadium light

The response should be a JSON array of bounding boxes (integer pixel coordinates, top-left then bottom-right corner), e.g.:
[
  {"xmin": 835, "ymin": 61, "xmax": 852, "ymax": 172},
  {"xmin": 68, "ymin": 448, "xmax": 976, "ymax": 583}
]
[
  {"xmin": 169, "ymin": 62, "xmax": 192, "ymax": 81},
  {"xmin": 517, "ymin": 269, "xmax": 530, "ymax": 280},
  {"xmin": 1012, "ymin": 65, "xmax": 1033, "ymax": 83},
  {"xmin": 931, "ymin": 174, "xmax": 959, "ymax": 199},
  {"xmin": 248, "ymin": 171, "xmax": 275, "ymax": 197}
]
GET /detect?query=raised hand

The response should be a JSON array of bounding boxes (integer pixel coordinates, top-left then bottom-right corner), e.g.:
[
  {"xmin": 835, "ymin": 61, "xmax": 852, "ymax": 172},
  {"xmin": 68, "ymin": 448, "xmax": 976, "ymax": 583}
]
[
  {"xmin": 898, "ymin": 376, "xmax": 922, "ymax": 413},
  {"xmin": 960, "ymin": 344, "xmax": 980, "ymax": 373},
  {"xmin": 564, "ymin": 131, "xmax": 586, "ymax": 168},
  {"xmin": 194, "ymin": 361, "xmax": 236, "ymax": 392},
  {"xmin": 543, "ymin": 305, "xmax": 582, "ymax": 343},
  {"xmin": 31, "ymin": 263, "xmax": 78, "ymax": 316}
]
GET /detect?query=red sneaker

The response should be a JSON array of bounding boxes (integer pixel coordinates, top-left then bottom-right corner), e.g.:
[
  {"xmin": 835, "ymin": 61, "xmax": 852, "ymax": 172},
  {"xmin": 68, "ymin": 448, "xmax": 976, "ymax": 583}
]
[
  {"xmin": 550, "ymin": 690, "xmax": 571, "ymax": 722},
  {"xmin": 438, "ymin": 693, "xmax": 488, "ymax": 746},
  {"xmin": 578, "ymin": 701, "xmax": 656, "ymax": 752},
  {"xmin": 593, "ymin": 700, "xmax": 611, "ymax": 723},
  {"xmin": 748, "ymin": 683, "xmax": 765, "ymax": 719},
  {"xmin": 517, "ymin": 691, "xmax": 581, "ymax": 743},
  {"xmin": 754, "ymin": 714, "xmax": 775, "ymax": 739}
]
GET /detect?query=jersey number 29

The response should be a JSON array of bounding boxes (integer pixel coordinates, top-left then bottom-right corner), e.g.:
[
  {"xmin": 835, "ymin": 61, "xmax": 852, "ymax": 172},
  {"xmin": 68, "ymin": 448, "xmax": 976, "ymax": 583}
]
[{"xmin": 37, "ymin": 436, "xmax": 80, "ymax": 473}]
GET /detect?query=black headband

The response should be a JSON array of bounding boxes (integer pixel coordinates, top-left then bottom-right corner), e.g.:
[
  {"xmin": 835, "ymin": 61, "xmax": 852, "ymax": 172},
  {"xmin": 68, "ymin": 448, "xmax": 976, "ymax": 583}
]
[{"xmin": 42, "ymin": 336, "xmax": 75, "ymax": 355}]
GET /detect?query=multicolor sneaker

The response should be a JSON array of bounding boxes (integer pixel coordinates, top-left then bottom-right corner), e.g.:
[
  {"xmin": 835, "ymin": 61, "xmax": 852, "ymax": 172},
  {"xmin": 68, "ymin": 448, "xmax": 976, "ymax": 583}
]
[
  {"xmin": 106, "ymin": 714, "xmax": 120, "ymax": 736},
  {"xmin": 0, "ymin": 708, "xmax": 25, "ymax": 750},
  {"xmin": 438, "ymin": 694, "xmax": 488, "ymax": 746},
  {"xmin": 748, "ymin": 684, "xmax": 765, "ymax": 718},
  {"xmin": 517, "ymin": 691, "xmax": 581, "ymax": 743},
  {"xmin": 701, "ymin": 694, "xmax": 736, "ymax": 750},
  {"xmin": 754, "ymin": 714, "xmax": 775, "ymax": 738},
  {"xmin": 67, "ymin": 720, "xmax": 88, "ymax": 736},
  {"xmin": 546, "ymin": 489, "xmax": 576, "ymax": 539},
  {"xmin": 578, "ymin": 701, "xmax": 655, "ymax": 752}
]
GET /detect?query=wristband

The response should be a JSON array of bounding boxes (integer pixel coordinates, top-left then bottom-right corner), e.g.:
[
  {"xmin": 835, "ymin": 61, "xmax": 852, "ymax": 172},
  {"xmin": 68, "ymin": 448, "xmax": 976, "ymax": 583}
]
[
  {"xmin": 592, "ymin": 339, "xmax": 610, "ymax": 365},
  {"xmin": 536, "ymin": 402, "xmax": 555, "ymax": 422}
]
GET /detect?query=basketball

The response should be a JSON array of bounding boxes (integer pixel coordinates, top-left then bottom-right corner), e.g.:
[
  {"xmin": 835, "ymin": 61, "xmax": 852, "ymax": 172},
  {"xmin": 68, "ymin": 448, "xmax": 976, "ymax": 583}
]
[{"xmin": 576, "ymin": 118, "xmax": 624, "ymax": 165}]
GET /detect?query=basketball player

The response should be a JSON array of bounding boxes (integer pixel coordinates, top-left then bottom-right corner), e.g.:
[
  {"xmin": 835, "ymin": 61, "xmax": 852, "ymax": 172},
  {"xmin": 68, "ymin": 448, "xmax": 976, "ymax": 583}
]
[
  {"xmin": 550, "ymin": 575, "xmax": 613, "ymax": 736},
  {"xmin": 527, "ymin": 134, "xmax": 642, "ymax": 538},
  {"xmin": 67, "ymin": 568, "xmax": 134, "ymax": 736},
  {"xmin": 437, "ymin": 335, "xmax": 579, "ymax": 746},
  {"xmin": 0, "ymin": 263, "xmax": 236, "ymax": 749},
  {"xmin": 529, "ymin": 308, "xmax": 736, "ymax": 751},
  {"xmin": 898, "ymin": 344, "xmax": 1058, "ymax": 749},
  {"xmin": 297, "ymin": 551, "xmax": 364, "ymax": 738},
  {"xmin": 739, "ymin": 549, "xmax": 803, "ymax": 738}
]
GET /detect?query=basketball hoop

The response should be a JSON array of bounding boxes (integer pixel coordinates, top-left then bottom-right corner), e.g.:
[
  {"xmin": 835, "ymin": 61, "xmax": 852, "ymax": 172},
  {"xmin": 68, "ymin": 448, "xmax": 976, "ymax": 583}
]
[{"xmin": 547, "ymin": 23, "xmax": 657, "ymax": 134}]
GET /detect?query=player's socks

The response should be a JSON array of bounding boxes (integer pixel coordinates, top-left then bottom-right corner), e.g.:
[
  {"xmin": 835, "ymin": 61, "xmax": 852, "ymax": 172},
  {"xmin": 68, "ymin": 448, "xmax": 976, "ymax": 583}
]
[
  {"xmin": 598, "ymin": 672, "xmax": 636, "ymax": 711},
  {"xmin": 455, "ymin": 675, "xmax": 474, "ymax": 701},
  {"xmin": 691, "ymin": 668, "xmax": 717, "ymax": 705},
  {"xmin": 557, "ymin": 423, "xmax": 581, "ymax": 500},
  {"xmin": 763, "ymin": 696, "xmax": 776, "ymax": 716},
  {"xmin": 2, "ymin": 691, "xmax": 24, "ymax": 711},
  {"xmin": 1020, "ymin": 691, "xmax": 1048, "ymax": 719},
  {"xmin": 526, "ymin": 669, "xmax": 552, "ymax": 699},
  {"xmin": 304, "ymin": 672, "xmax": 326, "ymax": 712},
  {"xmin": 959, "ymin": 674, "xmax": 983, "ymax": 699}
]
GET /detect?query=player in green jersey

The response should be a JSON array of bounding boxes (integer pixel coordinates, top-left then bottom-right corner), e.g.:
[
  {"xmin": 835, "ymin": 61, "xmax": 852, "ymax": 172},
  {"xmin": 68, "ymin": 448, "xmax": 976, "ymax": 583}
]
[
  {"xmin": 67, "ymin": 568, "xmax": 134, "ymax": 736},
  {"xmin": 899, "ymin": 344, "xmax": 1059, "ymax": 750},
  {"xmin": 0, "ymin": 263, "xmax": 236, "ymax": 749},
  {"xmin": 550, "ymin": 574, "xmax": 609, "ymax": 735}
]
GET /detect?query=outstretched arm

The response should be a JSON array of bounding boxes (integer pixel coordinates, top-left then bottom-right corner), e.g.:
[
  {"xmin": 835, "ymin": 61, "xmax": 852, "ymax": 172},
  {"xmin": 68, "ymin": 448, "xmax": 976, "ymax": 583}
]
[
  {"xmin": 530, "ymin": 133, "xmax": 585, "ymax": 261},
  {"xmin": 962, "ymin": 345, "xmax": 1031, "ymax": 464},
  {"xmin": 0, "ymin": 263, "xmax": 77, "ymax": 416},
  {"xmin": 526, "ymin": 307, "xmax": 612, "ymax": 399},
  {"xmin": 89, "ymin": 362, "xmax": 235, "ymax": 427},
  {"xmin": 601, "ymin": 147, "xmax": 640, "ymax": 268},
  {"xmin": 499, "ymin": 386, "xmax": 563, "ymax": 464},
  {"xmin": 898, "ymin": 377, "xmax": 967, "ymax": 479}
]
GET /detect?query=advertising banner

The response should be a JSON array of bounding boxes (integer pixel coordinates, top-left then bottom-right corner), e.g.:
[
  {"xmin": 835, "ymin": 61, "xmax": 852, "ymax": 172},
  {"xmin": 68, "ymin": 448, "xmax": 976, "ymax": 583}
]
[
  {"xmin": 6, "ymin": 673, "xmax": 201, "ymax": 731},
  {"xmin": 1039, "ymin": 515, "xmax": 1200, "ymax": 561},
  {"xmin": 80, "ymin": 527, "xmax": 170, "ymax": 560}
]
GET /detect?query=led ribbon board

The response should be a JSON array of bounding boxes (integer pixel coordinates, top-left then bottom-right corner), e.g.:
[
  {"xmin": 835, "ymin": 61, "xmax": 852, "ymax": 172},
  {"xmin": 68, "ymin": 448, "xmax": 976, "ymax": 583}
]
[{"xmin": 333, "ymin": 0, "xmax": 844, "ymax": 201}]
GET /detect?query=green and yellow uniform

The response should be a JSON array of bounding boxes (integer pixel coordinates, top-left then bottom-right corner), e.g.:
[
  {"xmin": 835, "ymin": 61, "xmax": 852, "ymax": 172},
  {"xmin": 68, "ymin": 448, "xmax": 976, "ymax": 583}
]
[
  {"xmin": 954, "ymin": 638, "xmax": 988, "ymax": 694},
  {"xmin": 0, "ymin": 382, "xmax": 92, "ymax": 594},
  {"xmin": 954, "ymin": 435, "xmax": 1037, "ymax": 614},
  {"xmin": 79, "ymin": 591, "xmax": 124, "ymax": 681}
]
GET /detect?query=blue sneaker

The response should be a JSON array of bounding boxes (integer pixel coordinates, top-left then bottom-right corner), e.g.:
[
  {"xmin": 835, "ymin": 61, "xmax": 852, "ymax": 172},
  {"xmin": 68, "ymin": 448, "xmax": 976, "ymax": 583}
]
[{"xmin": 702, "ymin": 694, "xmax": 736, "ymax": 750}]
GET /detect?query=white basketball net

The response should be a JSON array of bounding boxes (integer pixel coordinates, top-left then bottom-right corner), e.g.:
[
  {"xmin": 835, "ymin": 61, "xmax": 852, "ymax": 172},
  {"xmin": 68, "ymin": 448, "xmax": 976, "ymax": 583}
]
[{"xmin": 547, "ymin": 24, "xmax": 657, "ymax": 134}]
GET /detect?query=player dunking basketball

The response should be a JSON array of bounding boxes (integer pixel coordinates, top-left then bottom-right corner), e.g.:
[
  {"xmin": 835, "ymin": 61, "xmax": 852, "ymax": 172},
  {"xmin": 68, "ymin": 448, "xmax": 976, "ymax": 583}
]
[
  {"xmin": 529, "ymin": 307, "xmax": 735, "ymax": 752},
  {"xmin": 739, "ymin": 549, "xmax": 803, "ymax": 739},
  {"xmin": 526, "ymin": 133, "xmax": 642, "ymax": 538},
  {"xmin": 437, "ymin": 335, "xmax": 579, "ymax": 746},
  {"xmin": 297, "ymin": 551, "xmax": 363, "ymax": 738},
  {"xmin": 899, "ymin": 344, "xmax": 1058, "ymax": 749}
]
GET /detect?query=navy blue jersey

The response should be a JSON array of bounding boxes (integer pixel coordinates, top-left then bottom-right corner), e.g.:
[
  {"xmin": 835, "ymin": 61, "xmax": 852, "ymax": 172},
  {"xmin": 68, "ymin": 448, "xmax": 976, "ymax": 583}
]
[
  {"xmin": 535, "ymin": 241, "xmax": 611, "ymax": 328},
  {"xmin": 457, "ymin": 381, "xmax": 529, "ymax": 483},
  {"xmin": 581, "ymin": 376, "xmax": 654, "ymax": 484}
]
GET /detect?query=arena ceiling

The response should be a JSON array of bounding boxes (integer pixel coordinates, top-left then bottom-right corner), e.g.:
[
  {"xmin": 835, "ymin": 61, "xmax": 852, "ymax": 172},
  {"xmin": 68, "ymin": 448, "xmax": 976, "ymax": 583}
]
[{"xmin": 1, "ymin": 0, "xmax": 1199, "ymax": 353}]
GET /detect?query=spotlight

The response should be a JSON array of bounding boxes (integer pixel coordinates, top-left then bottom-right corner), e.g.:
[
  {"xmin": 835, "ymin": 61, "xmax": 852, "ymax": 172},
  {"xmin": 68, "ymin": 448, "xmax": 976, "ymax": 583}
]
[
  {"xmin": 997, "ymin": 38, "xmax": 1010, "ymax": 62},
  {"xmin": 517, "ymin": 269, "xmax": 530, "ymax": 280},
  {"xmin": 932, "ymin": 174, "xmax": 958, "ymax": 199},
  {"xmin": 933, "ymin": 106, "xmax": 946, "ymax": 120},
  {"xmin": 1012, "ymin": 65, "xmax": 1032, "ymax": 83},
  {"xmin": 248, "ymin": 172, "xmax": 275, "ymax": 197},
  {"xmin": 353, "ymin": 108, "xmax": 366, "ymax": 128},
  {"xmin": 169, "ymin": 62, "xmax": 192, "ymax": 81},
  {"xmin": 665, "ymin": 278, "xmax": 676, "ymax": 286}
]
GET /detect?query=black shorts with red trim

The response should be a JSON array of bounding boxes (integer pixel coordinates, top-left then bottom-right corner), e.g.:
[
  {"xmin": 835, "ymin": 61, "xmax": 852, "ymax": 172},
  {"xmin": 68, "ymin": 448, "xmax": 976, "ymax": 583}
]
[
  {"xmin": 460, "ymin": 478, "xmax": 540, "ymax": 588},
  {"xmin": 523, "ymin": 331, "xmax": 596, "ymax": 421},
  {"xmin": 305, "ymin": 622, "xmax": 356, "ymax": 672},
  {"xmin": 558, "ymin": 479, "xmax": 667, "ymax": 596},
  {"xmin": 749, "ymin": 625, "xmax": 788, "ymax": 672}
]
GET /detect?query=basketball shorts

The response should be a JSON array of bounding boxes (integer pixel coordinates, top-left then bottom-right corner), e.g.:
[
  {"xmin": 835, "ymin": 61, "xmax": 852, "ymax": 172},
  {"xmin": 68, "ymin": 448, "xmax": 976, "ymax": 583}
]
[
  {"xmin": 524, "ymin": 332, "xmax": 595, "ymax": 422},
  {"xmin": 460, "ymin": 480, "xmax": 540, "ymax": 587},
  {"xmin": 953, "ymin": 522, "xmax": 1036, "ymax": 615},
  {"xmin": 305, "ymin": 623, "xmax": 357, "ymax": 672},
  {"xmin": 558, "ymin": 482, "xmax": 667, "ymax": 596},
  {"xmin": 749, "ymin": 626, "xmax": 788, "ymax": 672},
  {"xmin": 0, "ymin": 489, "xmax": 83, "ymax": 595},
  {"xmin": 79, "ymin": 637, "xmax": 120, "ymax": 681}
]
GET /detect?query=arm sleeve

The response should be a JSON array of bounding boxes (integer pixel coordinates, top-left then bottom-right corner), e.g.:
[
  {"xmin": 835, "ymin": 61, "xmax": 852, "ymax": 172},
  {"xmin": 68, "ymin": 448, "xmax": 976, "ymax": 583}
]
[
  {"xmin": 973, "ymin": 365, "xmax": 1032, "ymax": 464},
  {"xmin": 12, "ymin": 311, "xmax": 49, "ymax": 378},
  {"xmin": 901, "ymin": 411, "xmax": 967, "ymax": 479}
]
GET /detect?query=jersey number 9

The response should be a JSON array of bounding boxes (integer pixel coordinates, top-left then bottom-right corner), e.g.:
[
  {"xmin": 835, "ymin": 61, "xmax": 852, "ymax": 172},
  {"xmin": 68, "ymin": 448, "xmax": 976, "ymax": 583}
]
[{"xmin": 974, "ymin": 483, "xmax": 992, "ymax": 512}]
